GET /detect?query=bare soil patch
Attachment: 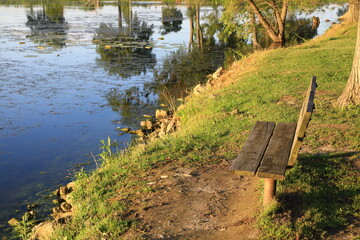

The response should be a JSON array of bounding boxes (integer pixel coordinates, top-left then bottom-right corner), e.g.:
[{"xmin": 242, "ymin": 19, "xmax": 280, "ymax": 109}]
[{"xmin": 124, "ymin": 160, "xmax": 262, "ymax": 240}]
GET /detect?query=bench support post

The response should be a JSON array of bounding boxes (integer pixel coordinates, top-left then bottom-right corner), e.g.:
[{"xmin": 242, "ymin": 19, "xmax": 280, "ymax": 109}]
[{"xmin": 263, "ymin": 178, "xmax": 277, "ymax": 206}]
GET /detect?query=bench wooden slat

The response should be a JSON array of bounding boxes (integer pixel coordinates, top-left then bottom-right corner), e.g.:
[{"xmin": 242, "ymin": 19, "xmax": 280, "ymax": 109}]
[
  {"xmin": 288, "ymin": 76, "xmax": 317, "ymax": 166},
  {"xmin": 257, "ymin": 122, "xmax": 297, "ymax": 180},
  {"xmin": 230, "ymin": 121, "xmax": 276, "ymax": 176}
]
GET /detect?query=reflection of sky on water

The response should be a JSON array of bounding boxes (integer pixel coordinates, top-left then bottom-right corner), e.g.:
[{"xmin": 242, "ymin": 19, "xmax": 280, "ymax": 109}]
[{"xmin": 295, "ymin": 4, "xmax": 348, "ymax": 36}]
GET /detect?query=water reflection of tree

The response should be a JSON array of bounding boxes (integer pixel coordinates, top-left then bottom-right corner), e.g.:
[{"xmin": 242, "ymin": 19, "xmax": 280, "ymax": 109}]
[
  {"xmin": 150, "ymin": 4, "xmax": 233, "ymax": 100},
  {"xmin": 26, "ymin": 1, "xmax": 68, "ymax": 48},
  {"xmin": 95, "ymin": 1, "xmax": 155, "ymax": 78},
  {"xmin": 106, "ymin": 87, "xmax": 157, "ymax": 126},
  {"xmin": 187, "ymin": 3, "xmax": 204, "ymax": 48},
  {"xmin": 251, "ymin": 15, "xmax": 318, "ymax": 48},
  {"xmin": 150, "ymin": 46, "xmax": 224, "ymax": 99},
  {"xmin": 161, "ymin": 7, "xmax": 183, "ymax": 35},
  {"xmin": 96, "ymin": 45, "xmax": 156, "ymax": 78},
  {"xmin": 97, "ymin": 1, "xmax": 158, "ymax": 125},
  {"xmin": 285, "ymin": 16, "xmax": 318, "ymax": 45}
]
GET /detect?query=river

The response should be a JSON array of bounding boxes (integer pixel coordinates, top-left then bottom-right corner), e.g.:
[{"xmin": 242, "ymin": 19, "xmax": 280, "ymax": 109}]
[{"xmin": 0, "ymin": 0, "xmax": 346, "ymax": 236}]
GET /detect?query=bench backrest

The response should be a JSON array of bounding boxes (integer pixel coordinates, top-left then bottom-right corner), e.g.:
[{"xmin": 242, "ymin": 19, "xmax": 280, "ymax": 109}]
[{"xmin": 287, "ymin": 76, "xmax": 317, "ymax": 166}]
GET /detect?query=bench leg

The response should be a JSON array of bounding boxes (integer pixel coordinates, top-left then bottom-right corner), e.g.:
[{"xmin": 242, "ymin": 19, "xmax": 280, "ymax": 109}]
[{"xmin": 263, "ymin": 178, "xmax": 277, "ymax": 206}]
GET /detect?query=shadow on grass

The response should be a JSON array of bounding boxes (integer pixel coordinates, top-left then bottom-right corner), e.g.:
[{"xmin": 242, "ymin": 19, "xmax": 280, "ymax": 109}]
[{"xmin": 276, "ymin": 152, "xmax": 360, "ymax": 239}]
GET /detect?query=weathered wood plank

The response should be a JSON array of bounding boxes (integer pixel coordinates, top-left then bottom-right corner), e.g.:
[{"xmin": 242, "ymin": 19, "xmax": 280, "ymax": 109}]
[
  {"xmin": 230, "ymin": 121, "xmax": 276, "ymax": 176},
  {"xmin": 288, "ymin": 77, "xmax": 317, "ymax": 166},
  {"xmin": 257, "ymin": 122, "xmax": 297, "ymax": 180}
]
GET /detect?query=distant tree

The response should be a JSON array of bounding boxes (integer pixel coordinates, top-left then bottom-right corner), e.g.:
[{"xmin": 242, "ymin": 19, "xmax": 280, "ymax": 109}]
[{"xmin": 336, "ymin": 10, "xmax": 360, "ymax": 107}]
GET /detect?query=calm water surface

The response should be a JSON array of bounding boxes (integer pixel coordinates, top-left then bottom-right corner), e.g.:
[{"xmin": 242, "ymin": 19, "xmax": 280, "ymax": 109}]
[{"xmin": 0, "ymin": 0, "xmax": 345, "ymax": 234}]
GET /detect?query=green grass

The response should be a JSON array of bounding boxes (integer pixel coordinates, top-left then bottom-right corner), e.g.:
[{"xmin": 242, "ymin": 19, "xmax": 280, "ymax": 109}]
[
  {"xmin": 259, "ymin": 152, "xmax": 360, "ymax": 240},
  {"xmin": 50, "ymin": 23, "xmax": 360, "ymax": 239}
]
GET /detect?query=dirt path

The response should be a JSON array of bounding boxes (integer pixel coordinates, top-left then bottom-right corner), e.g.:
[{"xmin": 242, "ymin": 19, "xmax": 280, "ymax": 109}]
[{"xmin": 124, "ymin": 160, "xmax": 262, "ymax": 239}]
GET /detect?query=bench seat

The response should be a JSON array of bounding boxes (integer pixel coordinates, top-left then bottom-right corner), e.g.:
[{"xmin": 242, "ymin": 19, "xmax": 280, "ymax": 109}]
[{"xmin": 230, "ymin": 121, "xmax": 296, "ymax": 180}]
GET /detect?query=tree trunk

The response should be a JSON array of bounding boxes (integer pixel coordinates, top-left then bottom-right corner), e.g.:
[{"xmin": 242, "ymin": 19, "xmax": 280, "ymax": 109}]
[
  {"xmin": 336, "ymin": 15, "xmax": 360, "ymax": 107},
  {"xmin": 250, "ymin": 10, "xmax": 261, "ymax": 49},
  {"xmin": 346, "ymin": 0, "xmax": 360, "ymax": 23}
]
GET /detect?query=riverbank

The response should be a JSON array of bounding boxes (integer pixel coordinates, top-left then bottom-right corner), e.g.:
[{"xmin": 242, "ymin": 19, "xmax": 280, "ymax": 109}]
[{"xmin": 27, "ymin": 21, "xmax": 360, "ymax": 239}]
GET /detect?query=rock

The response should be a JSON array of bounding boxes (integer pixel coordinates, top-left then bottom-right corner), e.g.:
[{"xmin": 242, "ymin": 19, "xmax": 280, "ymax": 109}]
[
  {"xmin": 212, "ymin": 67, "xmax": 223, "ymax": 79},
  {"xmin": 119, "ymin": 127, "xmax": 130, "ymax": 133},
  {"xmin": 53, "ymin": 189, "xmax": 60, "ymax": 197},
  {"xmin": 66, "ymin": 182, "xmax": 75, "ymax": 192},
  {"xmin": 160, "ymin": 121, "xmax": 167, "ymax": 131},
  {"xmin": 143, "ymin": 114, "xmax": 152, "ymax": 118},
  {"xmin": 141, "ymin": 120, "xmax": 153, "ymax": 130},
  {"xmin": 52, "ymin": 207, "xmax": 64, "ymax": 214},
  {"xmin": 59, "ymin": 186, "xmax": 69, "ymax": 197},
  {"xmin": 65, "ymin": 194, "xmax": 74, "ymax": 205},
  {"xmin": 193, "ymin": 84, "xmax": 206, "ymax": 95},
  {"xmin": 166, "ymin": 118, "xmax": 176, "ymax": 133},
  {"xmin": 155, "ymin": 109, "xmax": 168, "ymax": 119},
  {"xmin": 29, "ymin": 221, "xmax": 56, "ymax": 240},
  {"xmin": 128, "ymin": 129, "xmax": 145, "ymax": 137},
  {"xmin": 8, "ymin": 218, "xmax": 20, "ymax": 226},
  {"xmin": 136, "ymin": 129, "xmax": 145, "ymax": 137},
  {"xmin": 60, "ymin": 202, "xmax": 72, "ymax": 212},
  {"xmin": 55, "ymin": 212, "xmax": 73, "ymax": 224},
  {"xmin": 26, "ymin": 211, "xmax": 36, "ymax": 220},
  {"xmin": 52, "ymin": 199, "xmax": 65, "ymax": 205},
  {"xmin": 148, "ymin": 131, "xmax": 159, "ymax": 141},
  {"xmin": 158, "ymin": 130, "xmax": 166, "ymax": 138},
  {"xmin": 22, "ymin": 211, "xmax": 36, "ymax": 221},
  {"xmin": 27, "ymin": 204, "xmax": 38, "ymax": 210}
]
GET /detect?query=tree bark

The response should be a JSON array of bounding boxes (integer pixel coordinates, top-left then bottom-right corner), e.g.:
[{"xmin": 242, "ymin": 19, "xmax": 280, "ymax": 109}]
[
  {"xmin": 336, "ymin": 14, "xmax": 360, "ymax": 107},
  {"xmin": 250, "ymin": 10, "xmax": 261, "ymax": 49},
  {"xmin": 346, "ymin": 0, "xmax": 360, "ymax": 23},
  {"xmin": 246, "ymin": 0, "xmax": 280, "ymax": 42}
]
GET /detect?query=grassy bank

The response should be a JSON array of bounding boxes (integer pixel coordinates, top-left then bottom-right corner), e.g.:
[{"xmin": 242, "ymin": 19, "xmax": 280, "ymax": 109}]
[{"xmin": 50, "ymin": 22, "xmax": 360, "ymax": 239}]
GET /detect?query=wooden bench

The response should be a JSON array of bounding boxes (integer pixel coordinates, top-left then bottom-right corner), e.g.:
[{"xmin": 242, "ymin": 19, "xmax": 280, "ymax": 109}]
[{"xmin": 230, "ymin": 77, "xmax": 317, "ymax": 206}]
